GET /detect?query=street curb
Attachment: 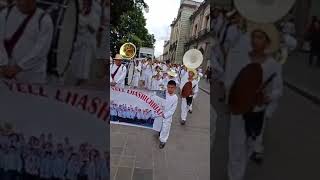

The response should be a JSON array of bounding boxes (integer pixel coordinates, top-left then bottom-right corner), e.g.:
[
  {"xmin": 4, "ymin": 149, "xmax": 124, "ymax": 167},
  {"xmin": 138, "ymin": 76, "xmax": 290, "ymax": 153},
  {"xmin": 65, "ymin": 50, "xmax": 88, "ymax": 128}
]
[
  {"xmin": 285, "ymin": 80, "xmax": 320, "ymax": 106},
  {"xmin": 200, "ymin": 87, "xmax": 210, "ymax": 94}
]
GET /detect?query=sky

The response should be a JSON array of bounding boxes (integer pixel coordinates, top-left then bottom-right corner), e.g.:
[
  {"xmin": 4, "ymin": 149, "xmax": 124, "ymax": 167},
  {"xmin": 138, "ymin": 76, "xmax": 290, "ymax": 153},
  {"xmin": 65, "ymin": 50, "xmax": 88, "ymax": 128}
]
[{"xmin": 143, "ymin": 0, "xmax": 204, "ymax": 58}]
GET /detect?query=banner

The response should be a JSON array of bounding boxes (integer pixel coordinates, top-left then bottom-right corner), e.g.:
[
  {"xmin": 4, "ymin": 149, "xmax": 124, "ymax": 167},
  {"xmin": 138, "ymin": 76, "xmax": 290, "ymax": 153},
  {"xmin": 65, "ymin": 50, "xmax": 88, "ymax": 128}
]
[
  {"xmin": 110, "ymin": 86, "xmax": 165, "ymax": 131},
  {"xmin": 0, "ymin": 79, "xmax": 109, "ymax": 178}
]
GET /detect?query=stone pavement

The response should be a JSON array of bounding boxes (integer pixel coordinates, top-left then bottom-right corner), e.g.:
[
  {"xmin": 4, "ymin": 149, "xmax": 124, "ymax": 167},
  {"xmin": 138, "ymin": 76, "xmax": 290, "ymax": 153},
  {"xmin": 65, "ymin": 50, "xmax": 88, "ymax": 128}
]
[{"xmin": 110, "ymin": 88, "xmax": 210, "ymax": 180}]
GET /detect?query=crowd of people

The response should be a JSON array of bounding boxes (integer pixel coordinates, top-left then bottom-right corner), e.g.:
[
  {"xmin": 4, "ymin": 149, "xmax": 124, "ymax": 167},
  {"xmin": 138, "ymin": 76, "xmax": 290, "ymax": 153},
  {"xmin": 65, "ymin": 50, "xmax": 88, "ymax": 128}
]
[
  {"xmin": 110, "ymin": 102, "xmax": 156, "ymax": 127},
  {"xmin": 110, "ymin": 53, "xmax": 205, "ymax": 148},
  {"xmin": 0, "ymin": 123, "xmax": 109, "ymax": 180},
  {"xmin": 0, "ymin": 0, "xmax": 109, "ymax": 86}
]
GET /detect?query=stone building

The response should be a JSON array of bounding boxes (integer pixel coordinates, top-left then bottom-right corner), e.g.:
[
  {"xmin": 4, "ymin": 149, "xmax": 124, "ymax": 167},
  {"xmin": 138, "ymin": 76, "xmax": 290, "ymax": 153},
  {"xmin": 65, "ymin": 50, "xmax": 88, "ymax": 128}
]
[
  {"xmin": 167, "ymin": 0, "xmax": 201, "ymax": 64},
  {"xmin": 185, "ymin": 0, "xmax": 212, "ymax": 69},
  {"xmin": 162, "ymin": 40, "xmax": 170, "ymax": 62}
]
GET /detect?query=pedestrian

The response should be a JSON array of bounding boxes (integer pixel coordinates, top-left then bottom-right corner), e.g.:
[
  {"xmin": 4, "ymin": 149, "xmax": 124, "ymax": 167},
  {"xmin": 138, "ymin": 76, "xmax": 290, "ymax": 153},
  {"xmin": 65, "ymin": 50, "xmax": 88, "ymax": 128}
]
[
  {"xmin": 306, "ymin": 19, "xmax": 320, "ymax": 66},
  {"xmin": 159, "ymin": 80, "xmax": 178, "ymax": 149},
  {"xmin": 227, "ymin": 24, "xmax": 283, "ymax": 180}
]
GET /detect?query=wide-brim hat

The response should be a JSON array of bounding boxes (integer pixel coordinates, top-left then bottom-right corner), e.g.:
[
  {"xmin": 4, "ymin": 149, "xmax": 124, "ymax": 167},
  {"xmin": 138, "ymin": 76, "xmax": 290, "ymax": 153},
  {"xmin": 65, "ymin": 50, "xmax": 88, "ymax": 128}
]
[
  {"xmin": 247, "ymin": 21, "xmax": 280, "ymax": 53},
  {"xmin": 234, "ymin": 0, "xmax": 296, "ymax": 23},
  {"xmin": 167, "ymin": 69, "xmax": 178, "ymax": 77},
  {"xmin": 114, "ymin": 54, "xmax": 122, "ymax": 60},
  {"xmin": 187, "ymin": 68, "xmax": 198, "ymax": 79}
]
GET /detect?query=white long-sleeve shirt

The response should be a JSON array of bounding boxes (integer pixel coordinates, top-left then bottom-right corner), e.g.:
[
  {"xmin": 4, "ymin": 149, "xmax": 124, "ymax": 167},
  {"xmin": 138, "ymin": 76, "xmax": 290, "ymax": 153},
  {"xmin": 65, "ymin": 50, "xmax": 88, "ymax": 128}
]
[
  {"xmin": 0, "ymin": 6, "xmax": 54, "ymax": 83},
  {"xmin": 110, "ymin": 64, "xmax": 127, "ymax": 87},
  {"xmin": 151, "ymin": 78, "xmax": 163, "ymax": 90},
  {"xmin": 53, "ymin": 157, "xmax": 66, "ymax": 179},
  {"xmin": 180, "ymin": 74, "xmax": 199, "ymax": 97},
  {"xmin": 4, "ymin": 149, "xmax": 22, "ymax": 172},
  {"xmin": 162, "ymin": 92, "xmax": 178, "ymax": 121}
]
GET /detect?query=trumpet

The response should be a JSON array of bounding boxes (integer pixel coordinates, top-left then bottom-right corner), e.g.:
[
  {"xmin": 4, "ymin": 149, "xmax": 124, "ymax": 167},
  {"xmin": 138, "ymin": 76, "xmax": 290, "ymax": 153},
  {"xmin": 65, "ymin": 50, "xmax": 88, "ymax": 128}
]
[{"xmin": 120, "ymin": 43, "xmax": 136, "ymax": 59}]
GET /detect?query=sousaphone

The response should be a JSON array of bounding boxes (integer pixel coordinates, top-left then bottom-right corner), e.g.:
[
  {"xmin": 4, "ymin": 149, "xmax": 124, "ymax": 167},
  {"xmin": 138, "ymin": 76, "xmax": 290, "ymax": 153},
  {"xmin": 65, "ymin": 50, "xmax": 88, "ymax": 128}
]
[
  {"xmin": 120, "ymin": 43, "xmax": 136, "ymax": 59},
  {"xmin": 234, "ymin": 0, "xmax": 296, "ymax": 23},
  {"xmin": 183, "ymin": 49, "xmax": 203, "ymax": 69}
]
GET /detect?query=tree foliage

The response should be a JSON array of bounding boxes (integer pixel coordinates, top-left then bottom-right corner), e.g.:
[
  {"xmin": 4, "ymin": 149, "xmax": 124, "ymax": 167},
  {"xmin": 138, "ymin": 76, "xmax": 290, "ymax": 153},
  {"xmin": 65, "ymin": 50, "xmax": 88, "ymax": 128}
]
[{"xmin": 110, "ymin": 0, "xmax": 155, "ymax": 57}]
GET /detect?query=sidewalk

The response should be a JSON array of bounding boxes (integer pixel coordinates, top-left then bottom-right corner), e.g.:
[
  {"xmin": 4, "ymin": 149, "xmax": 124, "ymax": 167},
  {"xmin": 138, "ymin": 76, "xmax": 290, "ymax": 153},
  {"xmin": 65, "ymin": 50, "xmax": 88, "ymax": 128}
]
[
  {"xmin": 283, "ymin": 51, "xmax": 320, "ymax": 104},
  {"xmin": 198, "ymin": 79, "xmax": 210, "ymax": 94}
]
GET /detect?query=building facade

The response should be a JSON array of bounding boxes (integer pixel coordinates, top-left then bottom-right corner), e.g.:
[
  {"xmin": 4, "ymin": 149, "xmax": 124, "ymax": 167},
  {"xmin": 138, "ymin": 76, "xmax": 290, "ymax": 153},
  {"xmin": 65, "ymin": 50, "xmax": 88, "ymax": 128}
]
[
  {"xmin": 185, "ymin": 0, "xmax": 212, "ymax": 69},
  {"xmin": 167, "ymin": 0, "xmax": 201, "ymax": 64},
  {"xmin": 162, "ymin": 40, "xmax": 170, "ymax": 62}
]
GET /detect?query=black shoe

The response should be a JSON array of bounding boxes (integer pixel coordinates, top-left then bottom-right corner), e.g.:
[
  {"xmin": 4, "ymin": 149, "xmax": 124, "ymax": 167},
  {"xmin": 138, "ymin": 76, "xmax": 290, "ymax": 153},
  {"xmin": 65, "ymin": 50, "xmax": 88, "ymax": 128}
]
[
  {"xmin": 250, "ymin": 152, "xmax": 264, "ymax": 165},
  {"xmin": 188, "ymin": 110, "xmax": 192, "ymax": 114},
  {"xmin": 159, "ymin": 142, "xmax": 166, "ymax": 149},
  {"xmin": 180, "ymin": 120, "xmax": 186, "ymax": 125},
  {"xmin": 158, "ymin": 132, "xmax": 161, "ymax": 137}
]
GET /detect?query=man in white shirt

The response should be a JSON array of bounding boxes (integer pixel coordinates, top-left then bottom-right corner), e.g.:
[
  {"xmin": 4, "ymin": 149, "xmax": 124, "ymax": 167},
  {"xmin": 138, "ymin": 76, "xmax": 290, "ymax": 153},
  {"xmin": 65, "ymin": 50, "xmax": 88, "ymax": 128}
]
[
  {"xmin": 110, "ymin": 54, "xmax": 127, "ymax": 87},
  {"xmin": 0, "ymin": 0, "xmax": 54, "ymax": 84},
  {"xmin": 159, "ymin": 80, "xmax": 178, "ymax": 149}
]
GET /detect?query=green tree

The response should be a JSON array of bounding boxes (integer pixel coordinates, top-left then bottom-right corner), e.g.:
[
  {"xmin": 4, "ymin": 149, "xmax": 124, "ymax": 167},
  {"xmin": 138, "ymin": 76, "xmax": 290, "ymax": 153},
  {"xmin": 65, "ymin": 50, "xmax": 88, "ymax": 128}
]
[{"xmin": 110, "ymin": 0, "xmax": 155, "ymax": 57}]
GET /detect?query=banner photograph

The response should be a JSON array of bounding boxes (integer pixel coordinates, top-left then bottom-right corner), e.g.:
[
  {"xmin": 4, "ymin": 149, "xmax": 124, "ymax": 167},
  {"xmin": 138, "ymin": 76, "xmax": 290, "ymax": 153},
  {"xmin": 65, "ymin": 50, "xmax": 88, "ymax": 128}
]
[
  {"xmin": 0, "ymin": 79, "xmax": 109, "ymax": 179},
  {"xmin": 110, "ymin": 86, "xmax": 165, "ymax": 130}
]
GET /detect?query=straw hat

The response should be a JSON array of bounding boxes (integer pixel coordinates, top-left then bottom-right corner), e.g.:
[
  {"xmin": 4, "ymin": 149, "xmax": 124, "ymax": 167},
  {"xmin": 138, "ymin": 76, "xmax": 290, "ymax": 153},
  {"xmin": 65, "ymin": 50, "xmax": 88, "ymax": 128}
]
[
  {"xmin": 234, "ymin": 0, "xmax": 295, "ymax": 23},
  {"xmin": 167, "ymin": 69, "xmax": 178, "ymax": 77},
  {"xmin": 114, "ymin": 54, "xmax": 122, "ymax": 60},
  {"xmin": 187, "ymin": 68, "xmax": 198, "ymax": 79},
  {"xmin": 247, "ymin": 22, "xmax": 280, "ymax": 53}
]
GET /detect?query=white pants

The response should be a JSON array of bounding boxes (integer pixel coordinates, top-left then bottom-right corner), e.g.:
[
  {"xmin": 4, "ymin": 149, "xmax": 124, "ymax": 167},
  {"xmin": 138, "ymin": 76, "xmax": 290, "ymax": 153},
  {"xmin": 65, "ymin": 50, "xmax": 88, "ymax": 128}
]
[
  {"xmin": 228, "ymin": 115, "xmax": 266, "ymax": 180},
  {"xmin": 144, "ymin": 74, "xmax": 152, "ymax": 89},
  {"xmin": 132, "ymin": 75, "xmax": 140, "ymax": 87},
  {"xmin": 181, "ymin": 98, "xmax": 188, "ymax": 121},
  {"xmin": 159, "ymin": 118, "xmax": 172, "ymax": 143}
]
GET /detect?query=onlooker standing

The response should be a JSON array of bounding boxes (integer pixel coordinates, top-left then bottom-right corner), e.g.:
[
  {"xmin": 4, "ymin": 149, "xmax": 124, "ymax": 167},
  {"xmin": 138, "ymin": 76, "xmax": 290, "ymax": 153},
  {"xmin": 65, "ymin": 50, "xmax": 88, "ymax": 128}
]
[{"xmin": 306, "ymin": 19, "xmax": 320, "ymax": 66}]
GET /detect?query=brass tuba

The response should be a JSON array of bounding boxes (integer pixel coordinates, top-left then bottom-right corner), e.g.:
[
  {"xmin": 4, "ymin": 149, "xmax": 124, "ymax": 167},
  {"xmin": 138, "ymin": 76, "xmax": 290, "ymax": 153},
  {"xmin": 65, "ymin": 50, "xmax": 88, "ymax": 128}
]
[
  {"xmin": 183, "ymin": 49, "xmax": 203, "ymax": 69},
  {"xmin": 120, "ymin": 43, "xmax": 136, "ymax": 59}
]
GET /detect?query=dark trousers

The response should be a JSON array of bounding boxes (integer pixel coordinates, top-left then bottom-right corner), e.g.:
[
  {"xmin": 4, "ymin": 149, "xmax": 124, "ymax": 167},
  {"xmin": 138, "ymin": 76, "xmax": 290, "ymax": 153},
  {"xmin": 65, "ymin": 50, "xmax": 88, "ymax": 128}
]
[
  {"xmin": 25, "ymin": 173, "xmax": 39, "ymax": 180},
  {"xmin": 309, "ymin": 50, "xmax": 320, "ymax": 66},
  {"xmin": 186, "ymin": 97, "xmax": 193, "ymax": 106},
  {"xmin": 242, "ymin": 111, "xmax": 265, "ymax": 140}
]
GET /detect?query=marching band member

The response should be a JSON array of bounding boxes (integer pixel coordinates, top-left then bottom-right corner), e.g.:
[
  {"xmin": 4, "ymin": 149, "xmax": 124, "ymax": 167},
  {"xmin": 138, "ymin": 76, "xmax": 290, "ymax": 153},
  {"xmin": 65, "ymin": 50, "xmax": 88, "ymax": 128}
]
[
  {"xmin": 72, "ymin": 0, "xmax": 100, "ymax": 86},
  {"xmin": 227, "ymin": 25, "xmax": 283, "ymax": 180},
  {"xmin": 132, "ymin": 60, "xmax": 141, "ymax": 88},
  {"xmin": 143, "ymin": 58, "xmax": 153, "ymax": 89},
  {"xmin": 166, "ymin": 69, "xmax": 179, "ymax": 87},
  {"xmin": 110, "ymin": 54, "xmax": 127, "ymax": 88},
  {"xmin": 151, "ymin": 71, "xmax": 163, "ymax": 90},
  {"xmin": 0, "ymin": 0, "xmax": 54, "ymax": 84},
  {"xmin": 40, "ymin": 148, "xmax": 54, "ymax": 180},
  {"xmin": 188, "ymin": 72, "xmax": 200, "ymax": 113},
  {"xmin": 179, "ymin": 69, "xmax": 198, "ymax": 125},
  {"xmin": 159, "ymin": 80, "xmax": 178, "ymax": 149}
]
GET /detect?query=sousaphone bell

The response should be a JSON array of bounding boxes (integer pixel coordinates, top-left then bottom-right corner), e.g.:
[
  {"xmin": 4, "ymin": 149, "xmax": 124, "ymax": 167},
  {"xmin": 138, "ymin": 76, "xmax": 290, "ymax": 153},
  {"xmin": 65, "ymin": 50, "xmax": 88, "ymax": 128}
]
[{"xmin": 183, "ymin": 49, "xmax": 203, "ymax": 69}]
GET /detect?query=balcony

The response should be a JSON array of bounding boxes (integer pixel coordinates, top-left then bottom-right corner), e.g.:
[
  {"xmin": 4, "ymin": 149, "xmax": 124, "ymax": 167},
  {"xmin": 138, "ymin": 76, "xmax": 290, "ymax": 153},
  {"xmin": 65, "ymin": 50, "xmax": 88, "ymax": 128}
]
[
  {"xmin": 185, "ymin": 28, "xmax": 212, "ymax": 46},
  {"xmin": 170, "ymin": 41, "xmax": 177, "ymax": 50}
]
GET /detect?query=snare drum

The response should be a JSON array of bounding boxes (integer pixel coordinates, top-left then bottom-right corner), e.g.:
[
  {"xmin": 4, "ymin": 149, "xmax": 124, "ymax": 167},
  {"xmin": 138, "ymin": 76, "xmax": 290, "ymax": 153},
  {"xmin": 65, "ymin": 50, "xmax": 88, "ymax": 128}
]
[{"xmin": 37, "ymin": 0, "xmax": 79, "ymax": 77}]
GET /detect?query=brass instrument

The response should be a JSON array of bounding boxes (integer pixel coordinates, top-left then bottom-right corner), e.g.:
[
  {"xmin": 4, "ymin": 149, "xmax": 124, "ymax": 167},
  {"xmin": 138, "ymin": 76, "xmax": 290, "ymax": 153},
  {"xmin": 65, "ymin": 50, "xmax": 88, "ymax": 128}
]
[{"xmin": 120, "ymin": 43, "xmax": 136, "ymax": 59}]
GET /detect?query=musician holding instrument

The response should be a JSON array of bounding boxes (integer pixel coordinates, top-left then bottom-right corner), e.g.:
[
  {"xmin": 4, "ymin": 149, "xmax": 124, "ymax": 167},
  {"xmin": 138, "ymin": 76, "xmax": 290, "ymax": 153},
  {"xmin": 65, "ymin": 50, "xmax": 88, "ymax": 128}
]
[
  {"xmin": 132, "ymin": 59, "xmax": 141, "ymax": 88},
  {"xmin": 179, "ymin": 68, "xmax": 198, "ymax": 125},
  {"xmin": 110, "ymin": 54, "xmax": 127, "ymax": 87},
  {"xmin": 227, "ymin": 24, "xmax": 283, "ymax": 180},
  {"xmin": 0, "ymin": 0, "xmax": 54, "ymax": 84}
]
